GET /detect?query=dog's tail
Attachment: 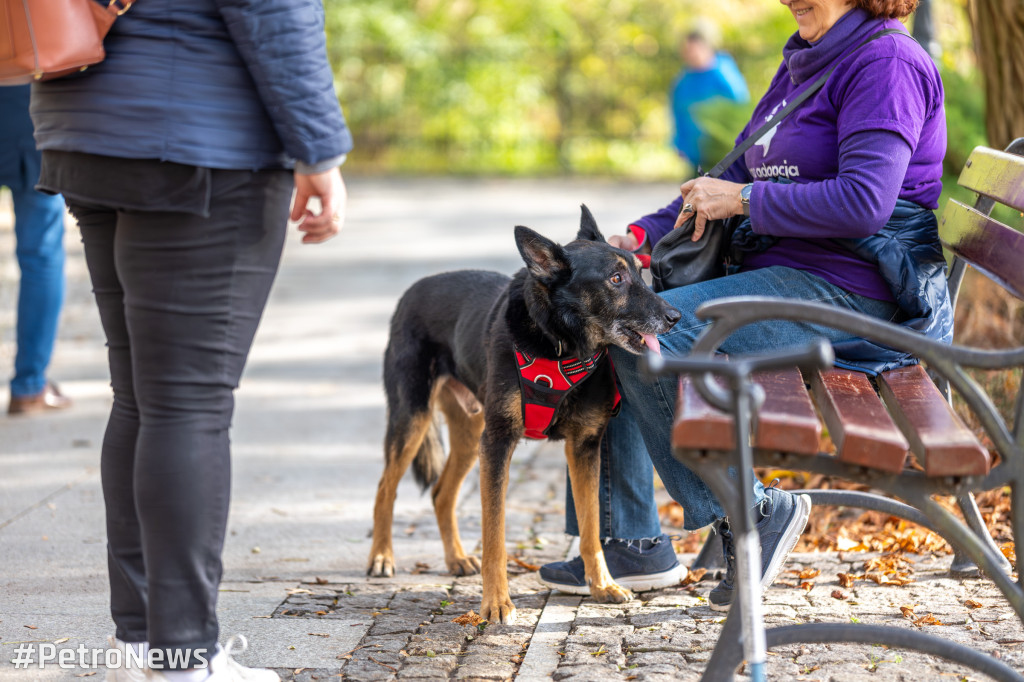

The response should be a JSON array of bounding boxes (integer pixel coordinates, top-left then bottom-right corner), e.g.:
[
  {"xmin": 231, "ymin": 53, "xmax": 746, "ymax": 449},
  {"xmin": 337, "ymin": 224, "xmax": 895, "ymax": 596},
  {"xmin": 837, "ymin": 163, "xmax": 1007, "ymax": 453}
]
[{"xmin": 411, "ymin": 413, "xmax": 445, "ymax": 492}]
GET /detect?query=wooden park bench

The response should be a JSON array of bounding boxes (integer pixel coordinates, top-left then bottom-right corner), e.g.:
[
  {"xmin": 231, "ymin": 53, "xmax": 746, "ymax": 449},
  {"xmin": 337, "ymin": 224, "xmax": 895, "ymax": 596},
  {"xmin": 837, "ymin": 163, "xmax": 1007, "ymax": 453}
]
[{"xmin": 644, "ymin": 139, "xmax": 1024, "ymax": 682}]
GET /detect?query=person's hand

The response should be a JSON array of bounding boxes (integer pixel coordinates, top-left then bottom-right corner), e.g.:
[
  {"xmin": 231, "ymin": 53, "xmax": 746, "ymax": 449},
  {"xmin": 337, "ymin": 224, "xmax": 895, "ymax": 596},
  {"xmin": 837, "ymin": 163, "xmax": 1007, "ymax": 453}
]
[
  {"xmin": 290, "ymin": 167, "xmax": 346, "ymax": 244},
  {"xmin": 674, "ymin": 177, "xmax": 746, "ymax": 241},
  {"xmin": 608, "ymin": 232, "xmax": 639, "ymax": 250}
]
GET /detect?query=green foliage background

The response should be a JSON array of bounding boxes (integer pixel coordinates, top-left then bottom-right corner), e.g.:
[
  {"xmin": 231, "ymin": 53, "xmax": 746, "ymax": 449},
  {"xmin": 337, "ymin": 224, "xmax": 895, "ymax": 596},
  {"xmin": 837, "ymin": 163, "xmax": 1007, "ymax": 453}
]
[{"xmin": 325, "ymin": 0, "xmax": 988, "ymax": 184}]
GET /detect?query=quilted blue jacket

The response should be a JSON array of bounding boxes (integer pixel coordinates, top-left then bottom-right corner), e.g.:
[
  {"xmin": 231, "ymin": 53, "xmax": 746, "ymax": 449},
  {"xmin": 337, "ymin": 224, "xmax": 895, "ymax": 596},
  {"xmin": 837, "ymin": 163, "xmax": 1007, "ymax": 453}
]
[
  {"xmin": 30, "ymin": 0, "xmax": 351, "ymax": 172},
  {"xmin": 829, "ymin": 200, "xmax": 954, "ymax": 375}
]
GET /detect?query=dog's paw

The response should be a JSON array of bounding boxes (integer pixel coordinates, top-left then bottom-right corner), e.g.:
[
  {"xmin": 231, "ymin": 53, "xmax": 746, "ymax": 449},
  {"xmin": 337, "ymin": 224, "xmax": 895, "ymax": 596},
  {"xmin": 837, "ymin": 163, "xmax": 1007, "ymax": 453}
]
[
  {"xmin": 447, "ymin": 554, "xmax": 481, "ymax": 576},
  {"xmin": 590, "ymin": 582, "xmax": 634, "ymax": 604},
  {"xmin": 479, "ymin": 597, "xmax": 517, "ymax": 625},
  {"xmin": 367, "ymin": 552, "xmax": 396, "ymax": 578}
]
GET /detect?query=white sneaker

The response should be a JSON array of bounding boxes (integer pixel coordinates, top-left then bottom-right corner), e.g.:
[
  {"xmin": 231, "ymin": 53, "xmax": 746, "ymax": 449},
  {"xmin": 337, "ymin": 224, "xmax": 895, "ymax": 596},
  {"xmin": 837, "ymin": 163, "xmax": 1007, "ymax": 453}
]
[
  {"xmin": 105, "ymin": 637, "xmax": 147, "ymax": 682},
  {"xmin": 145, "ymin": 635, "xmax": 279, "ymax": 682}
]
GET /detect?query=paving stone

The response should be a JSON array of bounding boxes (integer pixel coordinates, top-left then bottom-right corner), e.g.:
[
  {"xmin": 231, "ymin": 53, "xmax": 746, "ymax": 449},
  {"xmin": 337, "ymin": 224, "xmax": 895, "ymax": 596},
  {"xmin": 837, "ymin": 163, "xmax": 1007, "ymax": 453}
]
[
  {"xmin": 453, "ymin": 652, "xmax": 518, "ymax": 680},
  {"xmin": 550, "ymin": 663, "xmax": 623, "ymax": 680},
  {"xmin": 369, "ymin": 615, "xmax": 426, "ymax": 636},
  {"xmin": 397, "ymin": 654, "xmax": 461, "ymax": 677},
  {"xmin": 340, "ymin": 659, "xmax": 399, "ymax": 680},
  {"xmin": 623, "ymin": 653, "xmax": 686, "ymax": 671}
]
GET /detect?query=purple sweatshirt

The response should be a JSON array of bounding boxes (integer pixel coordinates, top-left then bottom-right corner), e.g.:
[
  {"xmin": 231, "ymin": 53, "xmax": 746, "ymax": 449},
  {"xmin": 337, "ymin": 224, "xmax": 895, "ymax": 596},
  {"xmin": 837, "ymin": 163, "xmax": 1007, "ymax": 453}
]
[{"xmin": 633, "ymin": 9, "xmax": 945, "ymax": 301}]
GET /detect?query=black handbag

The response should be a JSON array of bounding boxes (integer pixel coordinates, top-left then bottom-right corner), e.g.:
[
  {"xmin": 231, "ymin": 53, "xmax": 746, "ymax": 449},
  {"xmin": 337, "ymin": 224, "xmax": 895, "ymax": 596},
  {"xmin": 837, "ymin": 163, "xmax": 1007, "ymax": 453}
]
[
  {"xmin": 648, "ymin": 28, "xmax": 905, "ymax": 293},
  {"xmin": 649, "ymin": 213, "xmax": 741, "ymax": 292}
]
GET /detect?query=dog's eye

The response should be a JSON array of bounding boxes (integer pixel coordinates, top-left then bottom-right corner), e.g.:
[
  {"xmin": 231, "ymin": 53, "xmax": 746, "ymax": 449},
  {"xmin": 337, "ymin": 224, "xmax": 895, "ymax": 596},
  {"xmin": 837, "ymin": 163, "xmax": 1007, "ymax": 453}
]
[{"xmin": 610, "ymin": 273, "xmax": 623, "ymax": 285}]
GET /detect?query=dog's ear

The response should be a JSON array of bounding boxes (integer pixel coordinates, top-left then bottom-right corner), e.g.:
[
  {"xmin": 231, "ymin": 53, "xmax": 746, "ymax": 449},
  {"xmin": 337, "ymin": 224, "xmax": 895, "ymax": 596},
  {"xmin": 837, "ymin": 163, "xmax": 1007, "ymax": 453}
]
[
  {"xmin": 576, "ymin": 204, "xmax": 606, "ymax": 243},
  {"xmin": 515, "ymin": 226, "xmax": 568, "ymax": 281}
]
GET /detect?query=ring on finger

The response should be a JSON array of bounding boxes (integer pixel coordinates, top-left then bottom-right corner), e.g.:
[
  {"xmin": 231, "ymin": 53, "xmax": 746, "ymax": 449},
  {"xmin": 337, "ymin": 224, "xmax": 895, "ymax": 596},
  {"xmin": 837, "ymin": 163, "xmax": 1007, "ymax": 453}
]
[{"xmin": 682, "ymin": 202, "xmax": 695, "ymax": 214}]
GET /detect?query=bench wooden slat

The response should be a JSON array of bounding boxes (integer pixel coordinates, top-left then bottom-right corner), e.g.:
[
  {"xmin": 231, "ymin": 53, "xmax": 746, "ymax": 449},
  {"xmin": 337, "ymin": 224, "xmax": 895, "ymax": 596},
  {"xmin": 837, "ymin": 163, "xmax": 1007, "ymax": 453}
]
[
  {"xmin": 957, "ymin": 145, "xmax": 1024, "ymax": 212},
  {"xmin": 674, "ymin": 376, "xmax": 734, "ymax": 451},
  {"xmin": 673, "ymin": 369, "xmax": 819, "ymax": 454},
  {"xmin": 750, "ymin": 368, "xmax": 820, "ymax": 455},
  {"xmin": 877, "ymin": 364, "xmax": 992, "ymax": 477},
  {"xmin": 939, "ymin": 199, "xmax": 1024, "ymax": 300},
  {"xmin": 811, "ymin": 369, "xmax": 909, "ymax": 472}
]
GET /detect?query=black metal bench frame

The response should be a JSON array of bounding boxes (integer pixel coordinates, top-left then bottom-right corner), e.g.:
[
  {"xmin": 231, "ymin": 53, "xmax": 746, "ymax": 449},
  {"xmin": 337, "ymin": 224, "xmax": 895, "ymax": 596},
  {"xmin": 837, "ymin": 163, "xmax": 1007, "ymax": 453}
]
[{"xmin": 644, "ymin": 138, "xmax": 1024, "ymax": 682}]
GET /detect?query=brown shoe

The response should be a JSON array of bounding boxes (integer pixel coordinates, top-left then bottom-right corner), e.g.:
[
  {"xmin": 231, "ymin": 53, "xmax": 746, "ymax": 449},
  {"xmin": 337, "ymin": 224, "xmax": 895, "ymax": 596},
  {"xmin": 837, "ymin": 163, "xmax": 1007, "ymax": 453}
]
[{"xmin": 8, "ymin": 381, "xmax": 72, "ymax": 415}]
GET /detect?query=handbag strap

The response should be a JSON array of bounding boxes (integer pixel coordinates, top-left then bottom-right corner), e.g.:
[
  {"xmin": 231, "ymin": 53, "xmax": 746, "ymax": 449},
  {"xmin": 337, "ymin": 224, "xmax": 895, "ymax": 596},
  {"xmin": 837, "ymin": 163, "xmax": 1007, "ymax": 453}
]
[{"xmin": 704, "ymin": 28, "xmax": 909, "ymax": 179}]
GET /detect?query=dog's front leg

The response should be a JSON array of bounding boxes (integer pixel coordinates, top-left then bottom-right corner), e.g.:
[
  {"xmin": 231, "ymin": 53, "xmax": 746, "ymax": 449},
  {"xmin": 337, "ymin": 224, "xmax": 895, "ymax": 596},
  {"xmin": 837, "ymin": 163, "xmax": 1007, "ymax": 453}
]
[
  {"xmin": 478, "ymin": 422, "xmax": 518, "ymax": 624},
  {"xmin": 565, "ymin": 431, "xmax": 634, "ymax": 604}
]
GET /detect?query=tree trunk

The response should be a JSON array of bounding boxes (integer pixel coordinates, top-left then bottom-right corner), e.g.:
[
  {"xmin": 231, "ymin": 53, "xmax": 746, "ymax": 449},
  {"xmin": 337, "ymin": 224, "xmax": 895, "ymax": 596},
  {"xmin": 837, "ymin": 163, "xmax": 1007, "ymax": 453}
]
[{"xmin": 967, "ymin": 0, "xmax": 1024, "ymax": 149}]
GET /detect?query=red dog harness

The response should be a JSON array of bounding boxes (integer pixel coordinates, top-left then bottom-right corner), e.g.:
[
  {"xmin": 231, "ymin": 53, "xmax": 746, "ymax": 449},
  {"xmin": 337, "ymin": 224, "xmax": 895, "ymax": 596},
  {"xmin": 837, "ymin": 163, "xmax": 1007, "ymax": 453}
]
[{"xmin": 514, "ymin": 344, "xmax": 621, "ymax": 440}]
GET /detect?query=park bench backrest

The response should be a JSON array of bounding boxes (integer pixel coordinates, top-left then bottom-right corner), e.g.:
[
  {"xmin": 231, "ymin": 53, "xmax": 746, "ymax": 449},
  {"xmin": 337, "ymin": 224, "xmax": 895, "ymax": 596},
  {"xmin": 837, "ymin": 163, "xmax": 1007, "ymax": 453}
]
[
  {"xmin": 940, "ymin": 140, "xmax": 1024, "ymax": 304},
  {"xmin": 937, "ymin": 139, "xmax": 1024, "ymax": 447}
]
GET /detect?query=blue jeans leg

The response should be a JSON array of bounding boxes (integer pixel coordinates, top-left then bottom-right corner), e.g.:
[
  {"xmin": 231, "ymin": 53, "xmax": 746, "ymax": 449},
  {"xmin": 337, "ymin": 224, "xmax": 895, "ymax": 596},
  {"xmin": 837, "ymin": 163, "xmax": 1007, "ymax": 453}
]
[
  {"xmin": 11, "ymin": 187, "xmax": 66, "ymax": 397},
  {"xmin": 569, "ymin": 266, "xmax": 902, "ymax": 535}
]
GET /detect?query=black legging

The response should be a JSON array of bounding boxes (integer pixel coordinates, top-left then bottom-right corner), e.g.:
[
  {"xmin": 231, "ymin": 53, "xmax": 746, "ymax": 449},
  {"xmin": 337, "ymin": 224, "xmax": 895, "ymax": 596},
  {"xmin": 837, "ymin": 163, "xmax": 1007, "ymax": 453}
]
[{"xmin": 68, "ymin": 165, "xmax": 291, "ymax": 668}]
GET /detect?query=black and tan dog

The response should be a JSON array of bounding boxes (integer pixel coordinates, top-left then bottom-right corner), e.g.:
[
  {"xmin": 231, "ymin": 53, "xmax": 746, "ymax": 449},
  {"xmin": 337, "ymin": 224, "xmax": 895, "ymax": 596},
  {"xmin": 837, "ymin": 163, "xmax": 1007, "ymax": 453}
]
[{"xmin": 367, "ymin": 206, "xmax": 681, "ymax": 623}]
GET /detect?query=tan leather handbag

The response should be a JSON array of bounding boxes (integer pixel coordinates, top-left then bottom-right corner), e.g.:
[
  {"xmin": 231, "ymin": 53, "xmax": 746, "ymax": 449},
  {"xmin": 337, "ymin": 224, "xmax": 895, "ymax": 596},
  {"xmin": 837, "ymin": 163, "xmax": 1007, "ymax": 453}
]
[{"xmin": 0, "ymin": 0, "xmax": 134, "ymax": 85}]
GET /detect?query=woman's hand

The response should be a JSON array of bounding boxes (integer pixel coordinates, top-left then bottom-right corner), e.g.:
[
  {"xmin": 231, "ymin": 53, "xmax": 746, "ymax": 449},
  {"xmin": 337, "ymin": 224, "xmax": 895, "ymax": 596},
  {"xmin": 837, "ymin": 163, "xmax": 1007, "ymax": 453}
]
[
  {"xmin": 291, "ymin": 167, "xmax": 347, "ymax": 244},
  {"xmin": 608, "ymin": 232, "xmax": 639, "ymax": 250},
  {"xmin": 675, "ymin": 177, "xmax": 746, "ymax": 241}
]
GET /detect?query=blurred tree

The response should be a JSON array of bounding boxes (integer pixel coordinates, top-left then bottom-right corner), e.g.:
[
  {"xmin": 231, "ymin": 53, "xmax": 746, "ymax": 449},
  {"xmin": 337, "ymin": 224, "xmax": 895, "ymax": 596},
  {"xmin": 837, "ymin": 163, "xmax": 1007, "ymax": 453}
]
[
  {"xmin": 966, "ymin": 0, "xmax": 1024, "ymax": 149},
  {"xmin": 323, "ymin": 0, "xmax": 791, "ymax": 177},
  {"xmin": 322, "ymin": 0, "xmax": 981, "ymax": 179}
]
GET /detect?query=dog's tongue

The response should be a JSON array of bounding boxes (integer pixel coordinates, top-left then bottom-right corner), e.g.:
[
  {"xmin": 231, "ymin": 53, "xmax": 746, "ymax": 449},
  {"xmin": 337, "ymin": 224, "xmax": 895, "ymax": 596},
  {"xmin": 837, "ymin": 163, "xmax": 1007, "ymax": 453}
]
[{"xmin": 642, "ymin": 334, "xmax": 661, "ymax": 356}]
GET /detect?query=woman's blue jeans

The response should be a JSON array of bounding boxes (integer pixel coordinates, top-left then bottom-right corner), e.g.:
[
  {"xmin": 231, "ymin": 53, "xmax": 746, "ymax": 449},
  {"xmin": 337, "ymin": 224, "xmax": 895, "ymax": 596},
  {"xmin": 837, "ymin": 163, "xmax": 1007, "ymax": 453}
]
[
  {"xmin": 11, "ymin": 186, "xmax": 66, "ymax": 398},
  {"xmin": 564, "ymin": 265, "xmax": 901, "ymax": 537}
]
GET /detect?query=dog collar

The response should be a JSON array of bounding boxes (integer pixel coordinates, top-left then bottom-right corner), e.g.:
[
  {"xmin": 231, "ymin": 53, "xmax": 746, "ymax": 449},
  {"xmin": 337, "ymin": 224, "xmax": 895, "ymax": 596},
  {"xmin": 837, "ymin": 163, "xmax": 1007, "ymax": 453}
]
[{"xmin": 514, "ymin": 344, "xmax": 620, "ymax": 440}]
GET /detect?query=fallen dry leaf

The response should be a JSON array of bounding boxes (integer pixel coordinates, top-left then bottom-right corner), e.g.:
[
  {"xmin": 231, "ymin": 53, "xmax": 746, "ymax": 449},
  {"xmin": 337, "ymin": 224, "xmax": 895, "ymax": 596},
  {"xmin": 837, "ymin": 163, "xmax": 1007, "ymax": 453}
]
[
  {"xmin": 411, "ymin": 562, "xmax": 431, "ymax": 575},
  {"xmin": 682, "ymin": 567, "xmax": 708, "ymax": 586},
  {"xmin": 797, "ymin": 568, "xmax": 821, "ymax": 580},
  {"xmin": 900, "ymin": 605, "xmax": 916, "ymax": 619},
  {"xmin": 913, "ymin": 613, "xmax": 942, "ymax": 626},
  {"xmin": 837, "ymin": 572, "xmax": 856, "ymax": 588},
  {"xmin": 315, "ymin": 577, "xmax": 329, "ymax": 585},
  {"xmin": 452, "ymin": 611, "xmax": 484, "ymax": 627},
  {"xmin": 965, "ymin": 599, "xmax": 984, "ymax": 609},
  {"xmin": 800, "ymin": 581, "xmax": 814, "ymax": 591},
  {"xmin": 831, "ymin": 590, "xmax": 847, "ymax": 600},
  {"xmin": 659, "ymin": 501, "xmax": 686, "ymax": 528},
  {"xmin": 510, "ymin": 556, "xmax": 540, "ymax": 572}
]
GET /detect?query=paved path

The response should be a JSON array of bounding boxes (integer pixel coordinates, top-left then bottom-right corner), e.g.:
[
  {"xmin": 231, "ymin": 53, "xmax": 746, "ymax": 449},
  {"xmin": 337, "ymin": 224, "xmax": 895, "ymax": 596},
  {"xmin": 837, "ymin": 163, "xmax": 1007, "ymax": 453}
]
[{"xmin": 1, "ymin": 179, "xmax": 1021, "ymax": 681}]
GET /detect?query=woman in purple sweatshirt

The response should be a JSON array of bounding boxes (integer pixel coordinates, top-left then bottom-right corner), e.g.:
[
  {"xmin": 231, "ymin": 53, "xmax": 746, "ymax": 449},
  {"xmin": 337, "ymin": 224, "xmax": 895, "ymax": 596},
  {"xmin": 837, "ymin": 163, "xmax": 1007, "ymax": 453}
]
[{"xmin": 540, "ymin": 0, "xmax": 948, "ymax": 612}]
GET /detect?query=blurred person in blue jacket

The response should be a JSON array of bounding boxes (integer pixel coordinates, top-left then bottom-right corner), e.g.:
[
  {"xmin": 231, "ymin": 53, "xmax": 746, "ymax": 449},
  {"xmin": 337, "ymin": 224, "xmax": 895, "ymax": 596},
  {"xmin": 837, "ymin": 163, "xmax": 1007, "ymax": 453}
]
[
  {"xmin": 670, "ymin": 22, "xmax": 749, "ymax": 172},
  {"xmin": 31, "ymin": 1, "xmax": 352, "ymax": 680},
  {"xmin": 0, "ymin": 85, "xmax": 71, "ymax": 416}
]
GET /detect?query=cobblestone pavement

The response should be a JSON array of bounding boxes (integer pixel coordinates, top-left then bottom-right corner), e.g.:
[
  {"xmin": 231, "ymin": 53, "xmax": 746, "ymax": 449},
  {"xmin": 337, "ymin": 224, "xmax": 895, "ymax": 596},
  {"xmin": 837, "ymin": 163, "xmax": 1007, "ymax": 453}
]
[
  {"xmin": 2, "ymin": 179, "xmax": 1022, "ymax": 681},
  {"xmin": 263, "ymin": 441, "xmax": 1024, "ymax": 682}
]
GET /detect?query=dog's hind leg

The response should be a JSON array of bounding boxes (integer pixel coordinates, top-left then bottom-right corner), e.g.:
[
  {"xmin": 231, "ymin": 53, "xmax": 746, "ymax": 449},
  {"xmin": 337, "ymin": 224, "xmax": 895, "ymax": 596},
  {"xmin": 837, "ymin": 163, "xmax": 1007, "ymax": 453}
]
[
  {"xmin": 368, "ymin": 407, "xmax": 435, "ymax": 577},
  {"xmin": 565, "ymin": 429, "xmax": 634, "ymax": 604},
  {"xmin": 433, "ymin": 378, "xmax": 485, "ymax": 576},
  {"xmin": 368, "ymin": 360, "xmax": 440, "ymax": 577}
]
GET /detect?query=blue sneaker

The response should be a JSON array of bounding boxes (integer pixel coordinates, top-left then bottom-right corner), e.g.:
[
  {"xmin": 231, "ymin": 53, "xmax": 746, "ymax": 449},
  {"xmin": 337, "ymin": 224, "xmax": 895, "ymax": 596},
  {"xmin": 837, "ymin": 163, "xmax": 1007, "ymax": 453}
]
[
  {"xmin": 539, "ymin": 534, "xmax": 687, "ymax": 595},
  {"xmin": 708, "ymin": 485, "xmax": 811, "ymax": 611}
]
